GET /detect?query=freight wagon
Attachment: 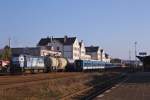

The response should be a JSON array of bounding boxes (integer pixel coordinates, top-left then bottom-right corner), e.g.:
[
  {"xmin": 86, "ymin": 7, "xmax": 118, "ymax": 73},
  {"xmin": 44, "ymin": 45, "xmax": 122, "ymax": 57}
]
[{"xmin": 11, "ymin": 54, "xmax": 67, "ymax": 73}]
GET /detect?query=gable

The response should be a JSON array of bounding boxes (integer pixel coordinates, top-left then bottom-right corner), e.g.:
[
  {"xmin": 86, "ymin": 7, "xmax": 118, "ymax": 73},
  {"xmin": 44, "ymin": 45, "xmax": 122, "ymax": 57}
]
[{"xmin": 73, "ymin": 38, "xmax": 80, "ymax": 47}]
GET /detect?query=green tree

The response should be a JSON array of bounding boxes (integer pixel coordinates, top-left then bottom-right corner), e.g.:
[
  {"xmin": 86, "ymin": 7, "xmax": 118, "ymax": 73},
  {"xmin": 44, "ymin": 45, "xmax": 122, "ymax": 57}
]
[
  {"xmin": 0, "ymin": 53, "xmax": 2, "ymax": 59},
  {"xmin": 1, "ymin": 45, "xmax": 11, "ymax": 60}
]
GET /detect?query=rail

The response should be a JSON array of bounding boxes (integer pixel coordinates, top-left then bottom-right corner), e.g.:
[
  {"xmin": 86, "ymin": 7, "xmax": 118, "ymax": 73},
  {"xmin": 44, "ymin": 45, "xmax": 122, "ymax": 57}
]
[
  {"xmin": 61, "ymin": 73, "xmax": 126, "ymax": 100},
  {"xmin": 0, "ymin": 72, "xmax": 84, "ymax": 89}
]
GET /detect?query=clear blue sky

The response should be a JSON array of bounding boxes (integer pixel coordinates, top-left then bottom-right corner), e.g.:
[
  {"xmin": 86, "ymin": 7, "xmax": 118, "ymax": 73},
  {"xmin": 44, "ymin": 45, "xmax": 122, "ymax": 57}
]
[{"xmin": 0, "ymin": 0, "xmax": 150, "ymax": 59}]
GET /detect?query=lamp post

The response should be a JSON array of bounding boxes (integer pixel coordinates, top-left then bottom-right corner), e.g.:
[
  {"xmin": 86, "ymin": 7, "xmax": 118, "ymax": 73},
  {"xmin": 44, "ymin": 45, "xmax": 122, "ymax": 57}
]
[
  {"xmin": 8, "ymin": 37, "xmax": 11, "ymax": 48},
  {"xmin": 134, "ymin": 42, "xmax": 137, "ymax": 68},
  {"xmin": 129, "ymin": 49, "xmax": 131, "ymax": 70}
]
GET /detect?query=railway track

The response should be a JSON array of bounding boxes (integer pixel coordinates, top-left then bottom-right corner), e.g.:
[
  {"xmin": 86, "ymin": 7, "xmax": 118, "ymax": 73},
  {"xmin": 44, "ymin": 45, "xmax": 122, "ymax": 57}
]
[
  {"xmin": 0, "ymin": 71, "xmax": 126, "ymax": 99},
  {"xmin": 0, "ymin": 72, "xmax": 85, "ymax": 89},
  {"xmin": 61, "ymin": 73, "xmax": 126, "ymax": 100}
]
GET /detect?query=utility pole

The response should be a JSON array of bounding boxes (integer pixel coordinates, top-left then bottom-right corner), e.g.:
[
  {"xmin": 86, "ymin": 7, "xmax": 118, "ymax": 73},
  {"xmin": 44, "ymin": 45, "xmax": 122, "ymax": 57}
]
[
  {"xmin": 8, "ymin": 38, "xmax": 11, "ymax": 48},
  {"xmin": 134, "ymin": 42, "xmax": 137, "ymax": 69},
  {"xmin": 134, "ymin": 42, "xmax": 137, "ymax": 60},
  {"xmin": 129, "ymin": 49, "xmax": 131, "ymax": 61},
  {"xmin": 129, "ymin": 49, "xmax": 132, "ymax": 71}
]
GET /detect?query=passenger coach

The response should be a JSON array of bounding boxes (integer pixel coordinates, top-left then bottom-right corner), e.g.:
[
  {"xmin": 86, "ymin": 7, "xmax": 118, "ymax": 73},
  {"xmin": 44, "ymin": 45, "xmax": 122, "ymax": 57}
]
[{"xmin": 75, "ymin": 60, "xmax": 106, "ymax": 71}]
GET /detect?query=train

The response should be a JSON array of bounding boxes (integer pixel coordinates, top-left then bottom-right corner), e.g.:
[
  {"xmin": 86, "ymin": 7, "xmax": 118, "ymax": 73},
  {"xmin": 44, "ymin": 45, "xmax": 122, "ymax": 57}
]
[
  {"xmin": 10, "ymin": 54, "xmax": 67, "ymax": 73},
  {"xmin": 74, "ymin": 60, "xmax": 121, "ymax": 72},
  {"xmin": 9, "ymin": 54, "xmax": 123, "ymax": 73}
]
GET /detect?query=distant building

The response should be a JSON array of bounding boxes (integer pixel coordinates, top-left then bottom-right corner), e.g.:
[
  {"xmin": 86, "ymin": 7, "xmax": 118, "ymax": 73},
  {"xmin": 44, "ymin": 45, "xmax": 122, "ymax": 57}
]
[
  {"xmin": 110, "ymin": 58, "xmax": 122, "ymax": 64},
  {"xmin": 85, "ymin": 46, "xmax": 102, "ymax": 60},
  {"xmin": 103, "ymin": 53, "xmax": 111, "ymax": 63},
  {"xmin": 79, "ymin": 41, "xmax": 91, "ymax": 60},
  {"xmin": 122, "ymin": 60, "xmax": 141, "ymax": 67},
  {"xmin": 37, "ymin": 36, "xmax": 80, "ymax": 60},
  {"xmin": 85, "ymin": 46, "xmax": 110, "ymax": 62},
  {"xmin": 11, "ymin": 46, "xmax": 61, "ymax": 57}
]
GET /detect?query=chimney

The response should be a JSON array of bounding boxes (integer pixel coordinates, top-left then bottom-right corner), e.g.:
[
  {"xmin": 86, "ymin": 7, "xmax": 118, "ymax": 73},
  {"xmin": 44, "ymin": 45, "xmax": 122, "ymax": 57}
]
[
  {"xmin": 64, "ymin": 35, "xmax": 67, "ymax": 43},
  {"xmin": 50, "ymin": 36, "xmax": 53, "ymax": 42},
  {"xmin": 100, "ymin": 49, "xmax": 103, "ymax": 61}
]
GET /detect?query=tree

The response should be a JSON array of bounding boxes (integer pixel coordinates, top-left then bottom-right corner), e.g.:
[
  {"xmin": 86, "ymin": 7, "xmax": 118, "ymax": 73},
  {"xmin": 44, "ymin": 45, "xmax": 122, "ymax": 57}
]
[
  {"xmin": 1, "ymin": 45, "xmax": 11, "ymax": 61},
  {"xmin": 0, "ymin": 53, "xmax": 2, "ymax": 59}
]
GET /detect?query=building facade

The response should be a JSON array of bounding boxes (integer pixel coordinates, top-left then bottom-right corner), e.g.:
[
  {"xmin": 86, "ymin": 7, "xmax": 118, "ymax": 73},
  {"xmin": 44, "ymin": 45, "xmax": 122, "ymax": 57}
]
[
  {"xmin": 38, "ymin": 36, "xmax": 80, "ymax": 60},
  {"xmin": 11, "ymin": 47, "xmax": 61, "ymax": 57},
  {"xmin": 79, "ymin": 41, "xmax": 91, "ymax": 60},
  {"xmin": 102, "ymin": 53, "xmax": 111, "ymax": 63},
  {"xmin": 85, "ymin": 46, "xmax": 101, "ymax": 60}
]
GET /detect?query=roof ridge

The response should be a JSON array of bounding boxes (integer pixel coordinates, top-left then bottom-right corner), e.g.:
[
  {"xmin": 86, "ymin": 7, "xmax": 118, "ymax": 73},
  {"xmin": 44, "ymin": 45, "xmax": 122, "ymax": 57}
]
[{"xmin": 38, "ymin": 36, "xmax": 77, "ymax": 46}]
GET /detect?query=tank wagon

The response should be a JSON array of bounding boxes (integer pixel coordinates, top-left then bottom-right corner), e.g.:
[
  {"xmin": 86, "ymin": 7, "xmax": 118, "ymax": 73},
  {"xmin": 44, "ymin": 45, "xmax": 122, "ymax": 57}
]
[
  {"xmin": 11, "ymin": 54, "xmax": 68, "ymax": 73},
  {"xmin": 57, "ymin": 58, "xmax": 67, "ymax": 71}
]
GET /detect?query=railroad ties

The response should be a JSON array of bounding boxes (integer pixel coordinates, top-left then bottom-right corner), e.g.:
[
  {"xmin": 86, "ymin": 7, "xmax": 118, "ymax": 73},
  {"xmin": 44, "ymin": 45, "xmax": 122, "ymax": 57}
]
[{"xmin": 61, "ymin": 73, "xmax": 126, "ymax": 100}]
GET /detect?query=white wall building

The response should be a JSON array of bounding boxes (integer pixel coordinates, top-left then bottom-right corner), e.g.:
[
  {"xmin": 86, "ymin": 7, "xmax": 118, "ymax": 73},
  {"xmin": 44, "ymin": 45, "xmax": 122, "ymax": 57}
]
[
  {"xmin": 85, "ymin": 46, "xmax": 102, "ymax": 60},
  {"xmin": 85, "ymin": 46, "xmax": 111, "ymax": 62},
  {"xmin": 11, "ymin": 46, "xmax": 61, "ymax": 57},
  {"xmin": 79, "ymin": 41, "xmax": 91, "ymax": 60},
  {"xmin": 38, "ymin": 36, "xmax": 80, "ymax": 60},
  {"xmin": 102, "ymin": 53, "xmax": 111, "ymax": 63}
]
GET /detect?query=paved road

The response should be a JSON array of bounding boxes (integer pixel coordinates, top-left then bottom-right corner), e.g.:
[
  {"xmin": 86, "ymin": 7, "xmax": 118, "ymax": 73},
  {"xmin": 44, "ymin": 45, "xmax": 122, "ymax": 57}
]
[{"xmin": 95, "ymin": 72, "xmax": 150, "ymax": 100}]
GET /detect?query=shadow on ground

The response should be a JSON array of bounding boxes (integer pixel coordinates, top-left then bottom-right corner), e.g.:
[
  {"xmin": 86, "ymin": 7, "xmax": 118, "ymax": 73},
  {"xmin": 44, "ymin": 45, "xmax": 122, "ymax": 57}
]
[
  {"xmin": 124, "ymin": 72, "xmax": 150, "ymax": 84},
  {"xmin": 71, "ymin": 72, "xmax": 122, "ymax": 100}
]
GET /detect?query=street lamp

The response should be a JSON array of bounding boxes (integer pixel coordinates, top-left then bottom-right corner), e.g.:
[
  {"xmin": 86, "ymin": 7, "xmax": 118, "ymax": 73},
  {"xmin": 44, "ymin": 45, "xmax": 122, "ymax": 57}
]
[
  {"xmin": 135, "ymin": 42, "xmax": 137, "ymax": 58},
  {"xmin": 134, "ymin": 42, "xmax": 137, "ymax": 68}
]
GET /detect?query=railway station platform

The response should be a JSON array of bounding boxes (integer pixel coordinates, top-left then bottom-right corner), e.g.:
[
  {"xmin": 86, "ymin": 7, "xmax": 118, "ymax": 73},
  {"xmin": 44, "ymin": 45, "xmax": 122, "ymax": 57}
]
[{"xmin": 95, "ymin": 72, "xmax": 150, "ymax": 100}]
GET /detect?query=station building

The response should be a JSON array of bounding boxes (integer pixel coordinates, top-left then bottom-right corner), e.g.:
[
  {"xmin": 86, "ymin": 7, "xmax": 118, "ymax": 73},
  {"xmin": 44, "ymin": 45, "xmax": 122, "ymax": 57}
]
[
  {"xmin": 11, "ymin": 46, "xmax": 61, "ymax": 57},
  {"xmin": 103, "ymin": 53, "xmax": 111, "ymax": 63},
  {"xmin": 11, "ymin": 35, "xmax": 111, "ymax": 62},
  {"xmin": 85, "ymin": 46, "xmax": 111, "ymax": 62},
  {"xmin": 85, "ymin": 46, "xmax": 102, "ymax": 61},
  {"xmin": 37, "ymin": 36, "xmax": 80, "ymax": 60},
  {"xmin": 79, "ymin": 41, "xmax": 91, "ymax": 60}
]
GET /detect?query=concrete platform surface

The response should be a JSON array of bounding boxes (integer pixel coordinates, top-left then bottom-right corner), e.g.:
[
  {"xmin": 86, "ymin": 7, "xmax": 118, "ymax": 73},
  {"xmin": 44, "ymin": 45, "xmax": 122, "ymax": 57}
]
[{"xmin": 95, "ymin": 72, "xmax": 150, "ymax": 100}]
